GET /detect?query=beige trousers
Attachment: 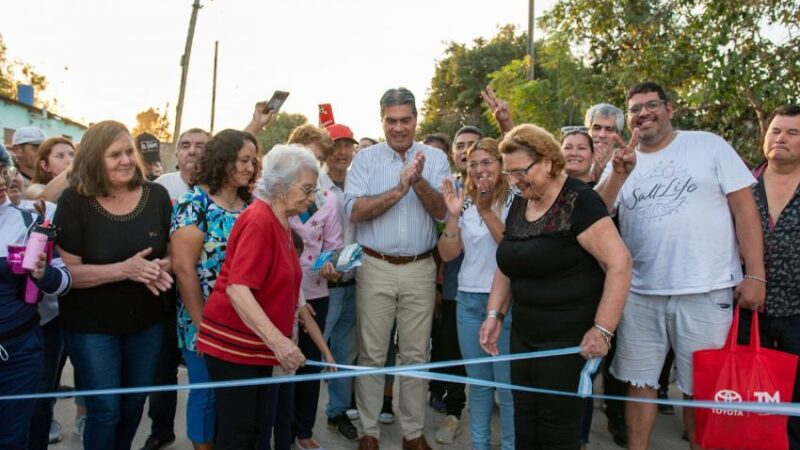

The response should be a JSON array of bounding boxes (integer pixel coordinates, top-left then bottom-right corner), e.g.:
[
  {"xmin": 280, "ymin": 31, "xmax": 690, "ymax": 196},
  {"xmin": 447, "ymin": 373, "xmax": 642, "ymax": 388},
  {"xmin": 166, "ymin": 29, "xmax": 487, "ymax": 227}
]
[{"xmin": 355, "ymin": 254, "xmax": 436, "ymax": 440}]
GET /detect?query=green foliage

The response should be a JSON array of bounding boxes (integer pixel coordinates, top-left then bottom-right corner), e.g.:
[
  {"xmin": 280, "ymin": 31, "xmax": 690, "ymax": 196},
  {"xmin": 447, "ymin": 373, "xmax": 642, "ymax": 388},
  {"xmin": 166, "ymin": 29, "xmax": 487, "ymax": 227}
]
[
  {"xmin": 423, "ymin": 1, "xmax": 798, "ymax": 163},
  {"xmin": 419, "ymin": 25, "xmax": 528, "ymax": 139},
  {"xmin": 257, "ymin": 112, "xmax": 308, "ymax": 152},
  {"xmin": 534, "ymin": 0, "xmax": 800, "ymax": 162},
  {"xmin": 488, "ymin": 36, "xmax": 602, "ymax": 133}
]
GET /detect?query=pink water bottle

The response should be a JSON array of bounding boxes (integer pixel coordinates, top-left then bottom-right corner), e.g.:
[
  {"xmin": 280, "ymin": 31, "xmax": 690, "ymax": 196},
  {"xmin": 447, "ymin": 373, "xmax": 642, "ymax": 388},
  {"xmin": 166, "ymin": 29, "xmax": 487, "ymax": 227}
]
[{"xmin": 22, "ymin": 220, "xmax": 55, "ymax": 271}]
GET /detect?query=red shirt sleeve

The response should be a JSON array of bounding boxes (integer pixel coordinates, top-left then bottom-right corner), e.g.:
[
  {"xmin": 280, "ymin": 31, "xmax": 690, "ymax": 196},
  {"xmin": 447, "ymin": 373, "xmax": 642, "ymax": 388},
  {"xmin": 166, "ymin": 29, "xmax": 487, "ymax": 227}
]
[{"xmin": 227, "ymin": 208, "xmax": 275, "ymax": 289}]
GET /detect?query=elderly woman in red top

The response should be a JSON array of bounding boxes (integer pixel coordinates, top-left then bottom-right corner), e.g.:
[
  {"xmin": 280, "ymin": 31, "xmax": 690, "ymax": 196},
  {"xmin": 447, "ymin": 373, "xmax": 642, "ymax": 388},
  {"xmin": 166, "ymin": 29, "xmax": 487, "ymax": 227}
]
[{"xmin": 196, "ymin": 144, "xmax": 319, "ymax": 449}]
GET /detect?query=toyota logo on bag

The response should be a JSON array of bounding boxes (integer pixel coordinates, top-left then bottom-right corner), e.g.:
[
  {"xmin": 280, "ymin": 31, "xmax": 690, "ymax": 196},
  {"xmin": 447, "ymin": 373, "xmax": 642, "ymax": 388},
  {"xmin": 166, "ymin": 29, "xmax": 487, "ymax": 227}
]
[
  {"xmin": 712, "ymin": 389, "xmax": 744, "ymax": 416},
  {"xmin": 715, "ymin": 390, "xmax": 743, "ymax": 402}
]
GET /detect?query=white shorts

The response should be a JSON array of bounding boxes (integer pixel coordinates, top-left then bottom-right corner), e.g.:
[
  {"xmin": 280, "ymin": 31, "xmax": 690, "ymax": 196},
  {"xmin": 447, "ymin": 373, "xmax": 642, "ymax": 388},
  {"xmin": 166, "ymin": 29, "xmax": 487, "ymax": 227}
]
[{"xmin": 610, "ymin": 288, "xmax": 733, "ymax": 395}]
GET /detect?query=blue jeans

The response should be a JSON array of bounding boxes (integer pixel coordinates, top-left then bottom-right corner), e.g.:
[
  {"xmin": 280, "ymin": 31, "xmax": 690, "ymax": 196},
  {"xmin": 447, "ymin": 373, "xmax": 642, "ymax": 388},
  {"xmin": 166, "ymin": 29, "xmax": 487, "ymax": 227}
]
[
  {"xmin": 63, "ymin": 323, "xmax": 162, "ymax": 450},
  {"xmin": 29, "ymin": 317, "xmax": 66, "ymax": 450},
  {"xmin": 324, "ymin": 285, "xmax": 358, "ymax": 418},
  {"xmin": 0, "ymin": 324, "xmax": 44, "ymax": 450},
  {"xmin": 456, "ymin": 290, "xmax": 514, "ymax": 450},
  {"xmin": 182, "ymin": 348, "xmax": 215, "ymax": 444}
]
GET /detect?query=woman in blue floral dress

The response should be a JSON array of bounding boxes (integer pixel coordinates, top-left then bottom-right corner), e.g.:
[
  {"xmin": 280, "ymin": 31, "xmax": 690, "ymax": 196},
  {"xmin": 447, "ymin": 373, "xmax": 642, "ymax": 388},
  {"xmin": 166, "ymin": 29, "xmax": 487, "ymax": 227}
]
[{"xmin": 170, "ymin": 129, "xmax": 260, "ymax": 450}]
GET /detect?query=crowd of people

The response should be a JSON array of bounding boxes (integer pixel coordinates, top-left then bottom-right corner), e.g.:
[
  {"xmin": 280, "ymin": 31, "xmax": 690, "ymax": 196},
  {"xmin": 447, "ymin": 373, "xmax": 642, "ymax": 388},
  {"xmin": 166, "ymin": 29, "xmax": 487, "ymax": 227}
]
[{"xmin": 0, "ymin": 80, "xmax": 798, "ymax": 450}]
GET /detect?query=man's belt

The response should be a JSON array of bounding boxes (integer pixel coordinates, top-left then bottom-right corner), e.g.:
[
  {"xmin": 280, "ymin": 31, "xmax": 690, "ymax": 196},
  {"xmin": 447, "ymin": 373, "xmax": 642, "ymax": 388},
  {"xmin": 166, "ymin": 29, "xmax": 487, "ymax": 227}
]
[
  {"xmin": 362, "ymin": 246, "xmax": 433, "ymax": 265},
  {"xmin": 328, "ymin": 279, "xmax": 356, "ymax": 289}
]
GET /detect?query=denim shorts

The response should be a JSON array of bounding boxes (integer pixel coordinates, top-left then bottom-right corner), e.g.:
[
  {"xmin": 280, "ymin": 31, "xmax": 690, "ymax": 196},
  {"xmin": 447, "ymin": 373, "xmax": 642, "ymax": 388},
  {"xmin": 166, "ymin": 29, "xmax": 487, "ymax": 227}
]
[{"xmin": 610, "ymin": 288, "xmax": 733, "ymax": 395}]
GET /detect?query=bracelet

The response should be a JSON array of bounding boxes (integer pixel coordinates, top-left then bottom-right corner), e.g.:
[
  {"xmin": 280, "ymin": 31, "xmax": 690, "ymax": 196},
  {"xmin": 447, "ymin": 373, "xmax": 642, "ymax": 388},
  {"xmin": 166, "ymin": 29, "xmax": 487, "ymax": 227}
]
[
  {"xmin": 487, "ymin": 309, "xmax": 505, "ymax": 322},
  {"xmin": 598, "ymin": 333, "xmax": 611, "ymax": 349},
  {"xmin": 441, "ymin": 231, "xmax": 459, "ymax": 239},
  {"xmin": 743, "ymin": 274, "xmax": 767, "ymax": 284},
  {"xmin": 593, "ymin": 323, "xmax": 615, "ymax": 338}
]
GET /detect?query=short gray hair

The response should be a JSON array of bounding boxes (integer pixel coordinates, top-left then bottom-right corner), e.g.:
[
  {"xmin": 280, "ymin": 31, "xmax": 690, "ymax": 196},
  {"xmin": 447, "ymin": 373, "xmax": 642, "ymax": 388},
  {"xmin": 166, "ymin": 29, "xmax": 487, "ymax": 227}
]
[
  {"xmin": 584, "ymin": 103, "xmax": 624, "ymax": 133},
  {"xmin": 380, "ymin": 87, "xmax": 417, "ymax": 118},
  {"xmin": 257, "ymin": 144, "xmax": 319, "ymax": 199}
]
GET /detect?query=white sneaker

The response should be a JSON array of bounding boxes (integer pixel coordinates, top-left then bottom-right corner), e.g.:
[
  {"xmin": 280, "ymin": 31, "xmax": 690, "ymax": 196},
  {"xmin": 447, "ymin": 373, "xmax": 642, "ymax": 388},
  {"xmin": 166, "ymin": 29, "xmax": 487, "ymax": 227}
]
[
  {"xmin": 345, "ymin": 408, "xmax": 359, "ymax": 420},
  {"xmin": 49, "ymin": 420, "xmax": 62, "ymax": 444},
  {"xmin": 434, "ymin": 415, "xmax": 460, "ymax": 444},
  {"xmin": 74, "ymin": 414, "xmax": 86, "ymax": 441},
  {"xmin": 377, "ymin": 410, "xmax": 395, "ymax": 424}
]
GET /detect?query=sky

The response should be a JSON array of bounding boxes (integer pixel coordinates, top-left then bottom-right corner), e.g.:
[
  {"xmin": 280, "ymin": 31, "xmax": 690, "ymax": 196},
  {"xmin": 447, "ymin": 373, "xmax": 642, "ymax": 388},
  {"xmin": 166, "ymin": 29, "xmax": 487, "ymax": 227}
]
[{"xmin": 0, "ymin": 0, "xmax": 558, "ymax": 141}]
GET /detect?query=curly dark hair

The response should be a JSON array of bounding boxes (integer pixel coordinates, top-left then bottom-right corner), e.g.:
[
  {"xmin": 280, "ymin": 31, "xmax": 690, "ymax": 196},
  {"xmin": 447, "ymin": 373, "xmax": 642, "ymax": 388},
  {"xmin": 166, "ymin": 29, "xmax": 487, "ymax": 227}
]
[{"xmin": 192, "ymin": 129, "xmax": 260, "ymax": 202}]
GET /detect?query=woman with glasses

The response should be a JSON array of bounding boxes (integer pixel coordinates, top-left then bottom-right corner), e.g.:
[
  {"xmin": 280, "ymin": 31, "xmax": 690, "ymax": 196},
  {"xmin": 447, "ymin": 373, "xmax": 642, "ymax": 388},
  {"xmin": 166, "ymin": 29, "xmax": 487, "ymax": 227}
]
[
  {"xmin": 170, "ymin": 129, "xmax": 259, "ymax": 450},
  {"xmin": 560, "ymin": 127, "xmax": 596, "ymax": 186},
  {"xmin": 196, "ymin": 145, "xmax": 318, "ymax": 449},
  {"xmin": 439, "ymin": 137, "xmax": 516, "ymax": 450},
  {"xmin": 0, "ymin": 148, "xmax": 71, "ymax": 449},
  {"xmin": 277, "ymin": 128, "xmax": 343, "ymax": 450},
  {"xmin": 479, "ymin": 124, "xmax": 631, "ymax": 449}
]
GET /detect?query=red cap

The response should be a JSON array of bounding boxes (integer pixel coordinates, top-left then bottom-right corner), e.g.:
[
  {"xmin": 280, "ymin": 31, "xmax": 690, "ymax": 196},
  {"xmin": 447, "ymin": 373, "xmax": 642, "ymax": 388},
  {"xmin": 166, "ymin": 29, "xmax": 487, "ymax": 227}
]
[{"xmin": 326, "ymin": 124, "xmax": 358, "ymax": 144}]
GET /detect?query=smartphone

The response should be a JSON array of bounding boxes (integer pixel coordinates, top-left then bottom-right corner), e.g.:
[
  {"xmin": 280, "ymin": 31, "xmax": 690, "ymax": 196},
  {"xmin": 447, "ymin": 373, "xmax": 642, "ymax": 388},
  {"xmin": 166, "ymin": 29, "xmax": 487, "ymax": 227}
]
[
  {"xmin": 318, "ymin": 103, "xmax": 335, "ymax": 127},
  {"xmin": 263, "ymin": 90, "xmax": 290, "ymax": 114}
]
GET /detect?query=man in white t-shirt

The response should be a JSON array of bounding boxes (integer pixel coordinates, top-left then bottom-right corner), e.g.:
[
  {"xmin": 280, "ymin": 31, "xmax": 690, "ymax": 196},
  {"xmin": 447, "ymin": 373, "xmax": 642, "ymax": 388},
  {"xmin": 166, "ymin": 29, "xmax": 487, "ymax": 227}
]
[{"xmin": 597, "ymin": 82, "xmax": 766, "ymax": 450}]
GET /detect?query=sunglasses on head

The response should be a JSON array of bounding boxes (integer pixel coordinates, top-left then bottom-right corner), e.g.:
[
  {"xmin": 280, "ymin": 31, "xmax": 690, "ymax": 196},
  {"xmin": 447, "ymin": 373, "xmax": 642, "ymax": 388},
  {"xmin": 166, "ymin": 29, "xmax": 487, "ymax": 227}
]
[{"xmin": 560, "ymin": 126, "xmax": 589, "ymax": 136}]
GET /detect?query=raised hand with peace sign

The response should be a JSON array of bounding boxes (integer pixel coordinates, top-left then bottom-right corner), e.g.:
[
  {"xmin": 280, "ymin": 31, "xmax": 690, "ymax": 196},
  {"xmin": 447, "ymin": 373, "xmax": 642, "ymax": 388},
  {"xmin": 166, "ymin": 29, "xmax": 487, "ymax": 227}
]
[{"xmin": 480, "ymin": 86, "xmax": 515, "ymax": 134}]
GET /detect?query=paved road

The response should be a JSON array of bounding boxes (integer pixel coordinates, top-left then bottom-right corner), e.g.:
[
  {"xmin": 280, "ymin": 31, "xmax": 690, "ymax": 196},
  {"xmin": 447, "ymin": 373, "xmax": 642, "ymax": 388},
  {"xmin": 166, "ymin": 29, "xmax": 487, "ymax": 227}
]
[{"xmin": 51, "ymin": 363, "xmax": 688, "ymax": 449}]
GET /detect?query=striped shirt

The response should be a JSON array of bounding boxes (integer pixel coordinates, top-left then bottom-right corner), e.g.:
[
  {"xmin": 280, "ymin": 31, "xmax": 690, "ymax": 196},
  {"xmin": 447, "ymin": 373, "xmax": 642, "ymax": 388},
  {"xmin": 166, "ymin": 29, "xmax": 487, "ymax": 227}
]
[{"xmin": 344, "ymin": 142, "xmax": 450, "ymax": 256}]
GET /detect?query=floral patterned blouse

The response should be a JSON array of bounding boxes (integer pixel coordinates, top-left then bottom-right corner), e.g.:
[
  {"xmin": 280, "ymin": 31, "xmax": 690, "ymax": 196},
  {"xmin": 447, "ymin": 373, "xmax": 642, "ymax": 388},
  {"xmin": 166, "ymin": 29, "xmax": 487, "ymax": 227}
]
[
  {"xmin": 753, "ymin": 170, "xmax": 800, "ymax": 317},
  {"xmin": 170, "ymin": 186, "xmax": 248, "ymax": 350}
]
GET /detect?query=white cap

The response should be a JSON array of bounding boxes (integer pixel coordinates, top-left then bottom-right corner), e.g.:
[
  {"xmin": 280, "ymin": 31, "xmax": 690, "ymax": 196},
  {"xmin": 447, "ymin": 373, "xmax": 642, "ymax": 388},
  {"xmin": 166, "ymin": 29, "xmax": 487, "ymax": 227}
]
[{"xmin": 12, "ymin": 127, "xmax": 47, "ymax": 146}]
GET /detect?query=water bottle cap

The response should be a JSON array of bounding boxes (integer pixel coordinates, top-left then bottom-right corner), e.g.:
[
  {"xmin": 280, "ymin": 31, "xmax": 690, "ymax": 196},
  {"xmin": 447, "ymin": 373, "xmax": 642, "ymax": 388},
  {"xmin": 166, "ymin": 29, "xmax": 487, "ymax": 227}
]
[{"xmin": 33, "ymin": 220, "xmax": 57, "ymax": 239}]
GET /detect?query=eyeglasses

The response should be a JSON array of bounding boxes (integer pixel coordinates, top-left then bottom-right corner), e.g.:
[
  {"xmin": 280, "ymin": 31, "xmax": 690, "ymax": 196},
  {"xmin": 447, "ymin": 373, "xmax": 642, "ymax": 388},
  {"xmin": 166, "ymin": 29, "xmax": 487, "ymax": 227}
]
[
  {"xmin": 294, "ymin": 184, "xmax": 320, "ymax": 196},
  {"xmin": 468, "ymin": 158, "xmax": 497, "ymax": 171},
  {"xmin": 627, "ymin": 100, "xmax": 667, "ymax": 115},
  {"xmin": 560, "ymin": 126, "xmax": 589, "ymax": 135},
  {"xmin": 502, "ymin": 160, "xmax": 539, "ymax": 180}
]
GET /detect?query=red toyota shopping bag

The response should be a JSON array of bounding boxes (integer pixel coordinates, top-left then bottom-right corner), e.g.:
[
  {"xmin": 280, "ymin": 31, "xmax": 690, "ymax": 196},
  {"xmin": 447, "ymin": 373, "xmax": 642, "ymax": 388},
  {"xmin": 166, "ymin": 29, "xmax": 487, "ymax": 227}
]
[{"xmin": 693, "ymin": 306, "xmax": 798, "ymax": 450}]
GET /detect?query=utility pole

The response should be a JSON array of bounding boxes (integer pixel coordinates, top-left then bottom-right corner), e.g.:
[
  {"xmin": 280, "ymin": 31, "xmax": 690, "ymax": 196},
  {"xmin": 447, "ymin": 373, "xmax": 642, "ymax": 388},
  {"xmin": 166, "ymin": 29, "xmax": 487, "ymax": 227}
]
[
  {"xmin": 210, "ymin": 40, "xmax": 218, "ymax": 134},
  {"xmin": 173, "ymin": 0, "xmax": 202, "ymax": 141},
  {"xmin": 527, "ymin": 0, "xmax": 535, "ymax": 80}
]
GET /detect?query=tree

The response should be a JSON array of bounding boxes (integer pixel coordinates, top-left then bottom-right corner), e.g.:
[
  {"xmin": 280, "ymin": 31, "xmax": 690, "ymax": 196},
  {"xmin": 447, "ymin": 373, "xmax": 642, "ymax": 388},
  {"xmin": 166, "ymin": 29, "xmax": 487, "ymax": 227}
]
[
  {"xmin": 132, "ymin": 107, "xmax": 173, "ymax": 142},
  {"xmin": 0, "ymin": 33, "xmax": 50, "ymax": 108},
  {"xmin": 488, "ymin": 35, "xmax": 603, "ymax": 133},
  {"xmin": 257, "ymin": 112, "xmax": 308, "ymax": 152},
  {"xmin": 537, "ymin": 0, "xmax": 800, "ymax": 162},
  {"xmin": 419, "ymin": 25, "xmax": 528, "ymax": 139}
]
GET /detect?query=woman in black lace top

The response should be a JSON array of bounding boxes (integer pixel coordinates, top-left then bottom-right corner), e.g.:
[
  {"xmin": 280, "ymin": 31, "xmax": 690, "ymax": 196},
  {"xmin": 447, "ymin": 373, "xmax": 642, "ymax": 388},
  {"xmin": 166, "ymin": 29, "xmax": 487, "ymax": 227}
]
[{"xmin": 479, "ymin": 124, "xmax": 631, "ymax": 449}]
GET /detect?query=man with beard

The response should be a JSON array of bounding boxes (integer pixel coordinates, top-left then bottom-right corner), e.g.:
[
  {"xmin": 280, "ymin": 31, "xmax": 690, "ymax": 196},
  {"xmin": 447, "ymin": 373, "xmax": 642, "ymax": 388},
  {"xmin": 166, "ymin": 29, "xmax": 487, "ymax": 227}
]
[{"xmin": 598, "ymin": 81, "xmax": 766, "ymax": 450}]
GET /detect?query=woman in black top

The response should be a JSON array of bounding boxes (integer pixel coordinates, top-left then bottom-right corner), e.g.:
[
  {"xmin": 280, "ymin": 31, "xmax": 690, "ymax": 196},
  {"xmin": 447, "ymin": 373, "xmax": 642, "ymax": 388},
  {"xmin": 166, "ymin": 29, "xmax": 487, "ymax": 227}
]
[
  {"xmin": 54, "ymin": 121, "xmax": 173, "ymax": 450},
  {"xmin": 479, "ymin": 124, "xmax": 631, "ymax": 450}
]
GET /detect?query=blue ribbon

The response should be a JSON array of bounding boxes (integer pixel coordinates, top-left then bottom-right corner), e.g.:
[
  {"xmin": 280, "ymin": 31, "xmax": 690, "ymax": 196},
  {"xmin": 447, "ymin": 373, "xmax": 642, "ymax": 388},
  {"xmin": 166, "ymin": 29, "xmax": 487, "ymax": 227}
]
[{"xmin": 3, "ymin": 346, "xmax": 800, "ymax": 416}]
